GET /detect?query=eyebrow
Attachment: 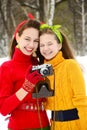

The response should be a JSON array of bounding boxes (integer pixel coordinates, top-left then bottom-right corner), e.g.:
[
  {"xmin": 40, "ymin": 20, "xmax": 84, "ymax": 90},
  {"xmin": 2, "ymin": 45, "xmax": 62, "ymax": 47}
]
[
  {"xmin": 24, "ymin": 36, "xmax": 30, "ymax": 38},
  {"xmin": 25, "ymin": 36, "xmax": 39, "ymax": 40}
]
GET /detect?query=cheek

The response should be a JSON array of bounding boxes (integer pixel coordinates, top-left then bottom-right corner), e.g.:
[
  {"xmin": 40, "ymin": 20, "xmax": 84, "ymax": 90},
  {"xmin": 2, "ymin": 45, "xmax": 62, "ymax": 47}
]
[
  {"xmin": 52, "ymin": 45, "xmax": 59, "ymax": 54},
  {"xmin": 35, "ymin": 44, "xmax": 38, "ymax": 49},
  {"xmin": 18, "ymin": 42, "xmax": 24, "ymax": 48},
  {"xmin": 55, "ymin": 44, "xmax": 60, "ymax": 51},
  {"xmin": 56, "ymin": 47, "xmax": 60, "ymax": 53},
  {"xmin": 40, "ymin": 48, "xmax": 43, "ymax": 54},
  {"xmin": 17, "ymin": 38, "xmax": 24, "ymax": 46}
]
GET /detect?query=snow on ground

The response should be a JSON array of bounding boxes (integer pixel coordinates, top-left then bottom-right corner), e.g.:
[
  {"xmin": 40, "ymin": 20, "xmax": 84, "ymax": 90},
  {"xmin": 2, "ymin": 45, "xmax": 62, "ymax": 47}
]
[
  {"xmin": 0, "ymin": 55, "xmax": 87, "ymax": 130},
  {"xmin": 0, "ymin": 114, "xmax": 9, "ymax": 130}
]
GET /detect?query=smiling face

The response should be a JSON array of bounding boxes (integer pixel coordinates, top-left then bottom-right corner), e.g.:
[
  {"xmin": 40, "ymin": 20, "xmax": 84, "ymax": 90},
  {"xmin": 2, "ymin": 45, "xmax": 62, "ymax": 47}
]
[
  {"xmin": 16, "ymin": 28, "xmax": 39, "ymax": 56},
  {"xmin": 40, "ymin": 33, "xmax": 62, "ymax": 60}
]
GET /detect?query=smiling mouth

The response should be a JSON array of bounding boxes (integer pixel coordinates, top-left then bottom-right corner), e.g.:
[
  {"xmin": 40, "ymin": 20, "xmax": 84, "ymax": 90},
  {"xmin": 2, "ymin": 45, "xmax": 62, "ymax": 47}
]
[
  {"xmin": 44, "ymin": 51, "xmax": 52, "ymax": 55},
  {"xmin": 25, "ymin": 47, "xmax": 33, "ymax": 52}
]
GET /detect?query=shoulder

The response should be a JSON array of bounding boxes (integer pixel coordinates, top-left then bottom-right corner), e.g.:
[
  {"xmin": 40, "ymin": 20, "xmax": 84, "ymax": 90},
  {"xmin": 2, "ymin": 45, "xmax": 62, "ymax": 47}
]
[
  {"xmin": 0, "ymin": 60, "xmax": 12, "ymax": 70},
  {"xmin": 65, "ymin": 59, "xmax": 82, "ymax": 71},
  {"xmin": 0, "ymin": 61, "xmax": 13, "ymax": 82},
  {"xmin": 1, "ymin": 60, "xmax": 12, "ymax": 66},
  {"xmin": 65, "ymin": 59, "xmax": 79, "ymax": 66}
]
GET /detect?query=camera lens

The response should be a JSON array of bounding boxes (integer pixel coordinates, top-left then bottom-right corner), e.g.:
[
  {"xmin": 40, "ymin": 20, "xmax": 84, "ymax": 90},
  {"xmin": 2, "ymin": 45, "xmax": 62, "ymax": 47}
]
[
  {"xmin": 40, "ymin": 68, "xmax": 49, "ymax": 76},
  {"xmin": 43, "ymin": 69, "xmax": 49, "ymax": 75}
]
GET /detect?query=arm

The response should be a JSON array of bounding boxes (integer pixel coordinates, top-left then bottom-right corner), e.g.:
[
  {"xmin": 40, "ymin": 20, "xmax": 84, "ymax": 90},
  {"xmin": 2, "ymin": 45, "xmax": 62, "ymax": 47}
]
[
  {"xmin": 69, "ymin": 60, "xmax": 86, "ymax": 101},
  {"xmin": 69, "ymin": 60, "xmax": 87, "ymax": 128},
  {"xmin": 0, "ymin": 64, "xmax": 43, "ymax": 116}
]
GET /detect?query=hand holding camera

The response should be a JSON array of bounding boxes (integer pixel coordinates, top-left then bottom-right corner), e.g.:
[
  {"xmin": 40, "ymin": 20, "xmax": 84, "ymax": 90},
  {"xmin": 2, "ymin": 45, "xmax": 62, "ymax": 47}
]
[{"xmin": 22, "ymin": 65, "xmax": 44, "ymax": 93}]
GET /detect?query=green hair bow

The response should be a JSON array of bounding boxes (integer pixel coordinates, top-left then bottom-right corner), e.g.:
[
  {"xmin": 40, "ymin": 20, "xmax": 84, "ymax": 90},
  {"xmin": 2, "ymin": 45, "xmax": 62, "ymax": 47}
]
[{"xmin": 40, "ymin": 24, "xmax": 63, "ymax": 44}]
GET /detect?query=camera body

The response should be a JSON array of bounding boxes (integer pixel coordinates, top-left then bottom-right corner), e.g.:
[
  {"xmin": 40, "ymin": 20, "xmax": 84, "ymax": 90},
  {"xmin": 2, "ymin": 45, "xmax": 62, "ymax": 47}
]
[
  {"xmin": 32, "ymin": 63, "xmax": 54, "ymax": 98},
  {"xmin": 32, "ymin": 63, "xmax": 53, "ymax": 77}
]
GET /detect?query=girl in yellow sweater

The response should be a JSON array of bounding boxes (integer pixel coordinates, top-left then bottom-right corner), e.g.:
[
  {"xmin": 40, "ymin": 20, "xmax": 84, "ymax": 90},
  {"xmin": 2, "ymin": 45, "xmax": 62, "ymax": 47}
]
[{"xmin": 38, "ymin": 24, "xmax": 87, "ymax": 130}]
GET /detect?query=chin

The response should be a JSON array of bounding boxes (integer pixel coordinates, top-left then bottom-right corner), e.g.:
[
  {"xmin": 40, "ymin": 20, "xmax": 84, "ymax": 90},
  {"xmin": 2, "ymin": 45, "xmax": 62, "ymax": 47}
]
[
  {"xmin": 45, "ymin": 57, "xmax": 51, "ymax": 60},
  {"xmin": 46, "ymin": 55, "xmax": 56, "ymax": 60},
  {"xmin": 24, "ymin": 52, "xmax": 31, "ymax": 56}
]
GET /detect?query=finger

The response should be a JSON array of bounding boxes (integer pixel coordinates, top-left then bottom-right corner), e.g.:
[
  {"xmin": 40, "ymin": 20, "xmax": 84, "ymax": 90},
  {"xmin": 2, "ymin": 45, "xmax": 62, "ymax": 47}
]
[
  {"xmin": 32, "ymin": 76, "xmax": 44, "ymax": 83},
  {"xmin": 30, "ymin": 70, "xmax": 42, "ymax": 77}
]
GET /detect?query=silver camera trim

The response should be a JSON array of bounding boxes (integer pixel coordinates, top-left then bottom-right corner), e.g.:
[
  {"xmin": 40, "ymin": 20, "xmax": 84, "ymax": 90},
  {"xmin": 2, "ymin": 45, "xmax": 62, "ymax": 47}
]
[{"xmin": 32, "ymin": 63, "xmax": 53, "ymax": 76}]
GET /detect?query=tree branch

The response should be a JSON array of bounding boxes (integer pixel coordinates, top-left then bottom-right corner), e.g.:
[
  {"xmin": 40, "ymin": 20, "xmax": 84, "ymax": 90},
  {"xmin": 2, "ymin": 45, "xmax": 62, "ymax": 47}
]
[{"xmin": 21, "ymin": 2, "xmax": 39, "ymax": 10}]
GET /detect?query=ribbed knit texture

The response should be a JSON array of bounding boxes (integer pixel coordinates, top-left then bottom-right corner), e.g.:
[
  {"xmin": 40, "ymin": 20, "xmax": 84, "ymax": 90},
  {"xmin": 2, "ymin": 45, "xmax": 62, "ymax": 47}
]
[
  {"xmin": 0, "ymin": 48, "xmax": 49, "ymax": 129},
  {"xmin": 45, "ymin": 51, "xmax": 87, "ymax": 130}
]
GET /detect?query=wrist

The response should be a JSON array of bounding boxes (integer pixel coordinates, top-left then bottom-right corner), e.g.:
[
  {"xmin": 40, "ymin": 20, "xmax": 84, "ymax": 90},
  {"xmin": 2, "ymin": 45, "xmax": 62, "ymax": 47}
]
[
  {"xmin": 22, "ymin": 79, "xmax": 35, "ymax": 92},
  {"xmin": 16, "ymin": 88, "xmax": 28, "ymax": 101}
]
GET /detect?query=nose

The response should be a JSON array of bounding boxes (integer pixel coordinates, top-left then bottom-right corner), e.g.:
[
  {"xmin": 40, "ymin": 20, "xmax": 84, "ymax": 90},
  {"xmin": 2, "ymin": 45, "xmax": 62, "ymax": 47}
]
[
  {"xmin": 28, "ymin": 41, "xmax": 34, "ymax": 48},
  {"xmin": 43, "ymin": 45, "xmax": 48, "ymax": 51}
]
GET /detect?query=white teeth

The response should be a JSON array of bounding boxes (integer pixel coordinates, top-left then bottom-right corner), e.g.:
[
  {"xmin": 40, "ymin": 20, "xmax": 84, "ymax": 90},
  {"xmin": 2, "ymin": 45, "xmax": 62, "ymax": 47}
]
[
  {"xmin": 27, "ymin": 49, "xmax": 32, "ymax": 51},
  {"xmin": 25, "ymin": 48, "xmax": 33, "ymax": 51}
]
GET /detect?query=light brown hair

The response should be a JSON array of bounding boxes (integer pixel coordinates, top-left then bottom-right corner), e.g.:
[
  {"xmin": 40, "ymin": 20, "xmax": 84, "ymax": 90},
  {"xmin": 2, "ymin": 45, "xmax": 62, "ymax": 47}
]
[{"xmin": 38, "ymin": 28, "xmax": 75, "ymax": 64}]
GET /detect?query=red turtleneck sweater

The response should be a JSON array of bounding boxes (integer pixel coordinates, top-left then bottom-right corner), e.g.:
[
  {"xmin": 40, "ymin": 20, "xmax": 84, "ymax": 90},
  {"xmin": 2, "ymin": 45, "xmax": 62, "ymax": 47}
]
[{"xmin": 0, "ymin": 48, "xmax": 49, "ymax": 130}]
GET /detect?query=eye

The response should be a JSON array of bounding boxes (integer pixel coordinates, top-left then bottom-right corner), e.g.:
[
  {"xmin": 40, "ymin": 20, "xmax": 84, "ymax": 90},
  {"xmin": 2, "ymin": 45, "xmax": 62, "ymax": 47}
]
[
  {"xmin": 40, "ymin": 44, "xmax": 44, "ymax": 47},
  {"xmin": 48, "ymin": 42, "xmax": 53, "ymax": 46},
  {"xmin": 34, "ymin": 40, "xmax": 39, "ymax": 44},
  {"xmin": 25, "ymin": 38, "xmax": 30, "ymax": 41}
]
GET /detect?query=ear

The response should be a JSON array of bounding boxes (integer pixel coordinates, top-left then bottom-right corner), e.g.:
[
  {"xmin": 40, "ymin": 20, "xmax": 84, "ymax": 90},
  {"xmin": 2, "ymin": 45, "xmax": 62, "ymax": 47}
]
[{"xmin": 58, "ymin": 43, "xmax": 62, "ymax": 50}]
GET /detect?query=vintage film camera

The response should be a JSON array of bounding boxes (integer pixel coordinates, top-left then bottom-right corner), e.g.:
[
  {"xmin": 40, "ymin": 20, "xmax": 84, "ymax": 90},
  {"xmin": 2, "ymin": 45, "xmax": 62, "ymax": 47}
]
[
  {"xmin": 32, "ymin": 63, "xmax": 53, "ymax": 77},
  {"xmin": 32, "ymin": 63, "xmax": 54, "ymax": 98}
]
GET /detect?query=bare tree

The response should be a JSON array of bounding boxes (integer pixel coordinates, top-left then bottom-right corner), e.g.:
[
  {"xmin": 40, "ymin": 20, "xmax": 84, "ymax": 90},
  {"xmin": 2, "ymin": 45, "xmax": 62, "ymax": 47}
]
[
  {"xmin": 68, "ymin": 0, "xmax": 87, "ymax": 55},
  {"xmin": 0, "ymin": 0, "xmax": 29, "ymax": 57},
  {"xmin": 0, "ymin": 0, "xmax": 87, "ymax": 57},
  {"xmin": 17, "ymin": 0, "xmax": 55, "ymax": 25}
]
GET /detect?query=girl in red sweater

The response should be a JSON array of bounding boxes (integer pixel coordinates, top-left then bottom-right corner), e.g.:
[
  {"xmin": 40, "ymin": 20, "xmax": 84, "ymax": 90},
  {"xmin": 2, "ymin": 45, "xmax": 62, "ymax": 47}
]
[{"xmin": 0, "ymin": 18, "xmax": 50, "ymax": 130}]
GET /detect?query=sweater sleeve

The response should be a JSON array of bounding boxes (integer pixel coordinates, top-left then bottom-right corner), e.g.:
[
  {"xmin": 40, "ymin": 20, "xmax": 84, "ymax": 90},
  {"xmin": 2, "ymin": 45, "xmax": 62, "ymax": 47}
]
[
  {"xmin": 69, "ymin": 60, "xmax": 87, "ymax": 129},
  {"xmin": 69, "ymin": 60, "xmax": 87, "ymax": 102},
  {"xmin": 0, "ymin": 62, "xmax": 20, "ymax": 116}
]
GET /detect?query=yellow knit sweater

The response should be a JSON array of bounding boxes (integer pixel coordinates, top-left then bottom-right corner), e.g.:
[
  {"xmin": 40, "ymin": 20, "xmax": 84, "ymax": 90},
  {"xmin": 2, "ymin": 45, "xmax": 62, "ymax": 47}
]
[{"xmin": 45, "ymin": 51, "xmax": 87, "ymax": 130}]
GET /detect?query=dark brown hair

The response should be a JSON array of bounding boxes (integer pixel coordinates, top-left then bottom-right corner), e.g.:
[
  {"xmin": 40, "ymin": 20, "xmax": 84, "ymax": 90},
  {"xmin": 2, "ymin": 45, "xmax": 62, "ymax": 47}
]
[{"xmin": 9, "ymin": 19, "xmax": 40, "ymax": 59}]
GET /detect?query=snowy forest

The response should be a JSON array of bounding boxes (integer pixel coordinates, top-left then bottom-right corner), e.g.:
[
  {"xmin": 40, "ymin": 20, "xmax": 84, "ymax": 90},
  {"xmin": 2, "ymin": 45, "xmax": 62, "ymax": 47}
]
[
  {"xmin": 0, "ymin": 1, "xmax": 87, "ymax": 129},
  {"xmin": 0, "ymin": 0, "xmax": 87, "ymax": 57}
]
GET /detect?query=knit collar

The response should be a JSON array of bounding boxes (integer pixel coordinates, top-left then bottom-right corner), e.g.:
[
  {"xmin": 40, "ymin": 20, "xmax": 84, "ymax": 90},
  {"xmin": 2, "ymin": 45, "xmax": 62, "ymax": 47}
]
[
  {"xmin": 44, "ymin": 51, "xmax": 64, "ymax": 67},
  {"xmin": 12, "ymin": 48, "xmax": 32, "ymax": 63}
]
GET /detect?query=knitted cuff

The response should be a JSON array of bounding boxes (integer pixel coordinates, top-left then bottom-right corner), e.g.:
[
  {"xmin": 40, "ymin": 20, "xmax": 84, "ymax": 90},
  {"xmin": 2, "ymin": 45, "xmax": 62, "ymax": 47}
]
[{"xmin": 22, "ymin": 79, "xmax": 35, "ymax": 92}]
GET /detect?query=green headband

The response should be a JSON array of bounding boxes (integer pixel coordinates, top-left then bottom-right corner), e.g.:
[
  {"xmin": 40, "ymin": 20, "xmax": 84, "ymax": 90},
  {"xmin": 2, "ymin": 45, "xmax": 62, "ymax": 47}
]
[{"xmin": 40, "ymin": 24, "xmax": 63, "ymax": 44}]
